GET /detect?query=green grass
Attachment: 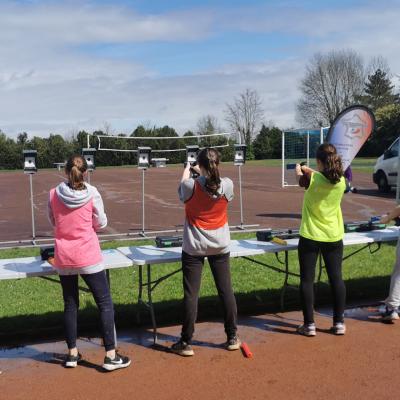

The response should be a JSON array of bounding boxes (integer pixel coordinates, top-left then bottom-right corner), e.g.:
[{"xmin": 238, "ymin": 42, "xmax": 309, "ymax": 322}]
[
  {"xmin": 227, "ymin": 157, "xmax": 376, "ymax": 172},
  {"xmin": 347, "ymin": 158, "xmax": 377, "ymax": 173},
  {"xmin": 0, "ymin": 232, "xmax": 396, "ymax": 343}
]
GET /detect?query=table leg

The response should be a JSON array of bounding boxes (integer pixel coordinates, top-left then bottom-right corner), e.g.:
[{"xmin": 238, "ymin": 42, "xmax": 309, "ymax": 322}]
[
  {"xmin": 147, "ymin": 264, "xmax": 158, "ymax": 344},
  {"xmin": 137, "ymin": 265, "xmax": 143, "ymax": 324},
  {"xmin": 280, "ymin": 251, "xmax": 289, "ymax": 311}
]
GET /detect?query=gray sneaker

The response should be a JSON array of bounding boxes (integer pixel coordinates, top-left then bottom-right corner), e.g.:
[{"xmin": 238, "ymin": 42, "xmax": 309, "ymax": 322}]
[
  {"xmin": 225, "ymin": 336, "xmax": 241, "ymax": 351},
  {"xmin": 297, "ymin": 323, "xmax": 316, "ymax": 337},
  {"xmin": 171, "ymin": 340, "xmax": 194, "ymax": 356},
  {"xmin": 331, "ymin": 322, "xmax": 346, "ymax": 335}
]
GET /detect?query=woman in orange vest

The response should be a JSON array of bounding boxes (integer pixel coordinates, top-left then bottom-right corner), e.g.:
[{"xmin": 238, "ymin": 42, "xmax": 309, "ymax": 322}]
[{"xmin": 171, "ymin": 148, "xmax": 239, "ymax": 356}]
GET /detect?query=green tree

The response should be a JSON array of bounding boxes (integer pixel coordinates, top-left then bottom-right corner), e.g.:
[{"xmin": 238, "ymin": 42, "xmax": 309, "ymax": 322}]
[
  {"xmin": 47, "ymin": 134, "xmax": 71, "ymax": 165},
  {"xmin": 154, "ymin": 125, "xmax": 181, "ymax": 164},
  {"xmin": 29, "ymin": 137, "xmax": 49, "ymax": 169},
  {"xmin": 183, "ymin": 130, "xmax": 197, "ymax": 146},
  {"xmin": 0, "ymin": 132, "xmax": 20, "ymax": 169},
  {"xmin": 360, "ymin": 104, "xmax": 400, "ymax": 156},
  {"xmin": 252, "ymin": 125, "xmax": 282, "ymax": 159},
  {"xmin": 17, "ymin": 132, "xmax": 28, "ymax": 146},
  {"xmin": 358, "ymin": 69, "xmax": 400, "ymax": 111}
]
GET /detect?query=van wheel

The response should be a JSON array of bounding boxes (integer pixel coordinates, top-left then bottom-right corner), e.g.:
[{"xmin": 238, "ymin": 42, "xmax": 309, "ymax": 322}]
[{"xmin": 377, "ymin": 172, "xmax": 390, "ymax": 193}]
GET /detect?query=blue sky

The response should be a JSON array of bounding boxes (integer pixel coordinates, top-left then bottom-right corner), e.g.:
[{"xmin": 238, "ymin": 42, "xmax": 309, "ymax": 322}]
[{"xmin": 1, "ymin": 0, "xmax": 400, "ymax": 137}]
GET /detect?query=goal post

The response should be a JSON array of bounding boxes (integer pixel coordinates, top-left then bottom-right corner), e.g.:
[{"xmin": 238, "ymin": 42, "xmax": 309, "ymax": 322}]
[{"xmin": 282, "ymin": 128, "xmax": 329, "ymax": 187}]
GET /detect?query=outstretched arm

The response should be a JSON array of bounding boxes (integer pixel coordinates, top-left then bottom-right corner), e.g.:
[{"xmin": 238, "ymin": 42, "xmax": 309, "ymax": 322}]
[
  {"xmin": 380, "ymin": 206, "xmax": 400, "ymax": 224},
  {"xmin": 296, "ymin": 164, "xmax": 314, "ymax": 187}
]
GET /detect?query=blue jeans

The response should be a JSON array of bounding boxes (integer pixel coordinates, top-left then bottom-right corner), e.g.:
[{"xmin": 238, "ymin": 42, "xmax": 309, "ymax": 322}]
[{"xmin": 59, "ymin": 270, "xmax": 115, "ymax": 351}]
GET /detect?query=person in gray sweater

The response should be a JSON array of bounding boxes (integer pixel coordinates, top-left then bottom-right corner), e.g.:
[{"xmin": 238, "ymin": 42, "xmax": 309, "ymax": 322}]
[{"xmin": 171, "ymin": 148, "xmax": 240, "ymax": 356}]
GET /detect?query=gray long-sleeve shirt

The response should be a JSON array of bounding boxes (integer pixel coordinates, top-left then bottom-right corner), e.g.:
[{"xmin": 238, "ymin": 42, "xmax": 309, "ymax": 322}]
[{"xmin": 179, "ymin": 176, "xmax": 233, "ymax": 256}]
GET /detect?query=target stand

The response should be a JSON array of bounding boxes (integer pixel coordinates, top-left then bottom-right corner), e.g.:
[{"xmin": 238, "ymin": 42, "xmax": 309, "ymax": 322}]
[
  {"xmin": 23, "ymin": 150, "xmax": 38, "ymax": 244},
  {"xmin": 233, "ymin": 144, "xmax": 259, "ymax": 230},
  {"xmin": 138, "ymin": 147, "xmax": 152, "ymax": 237},
  {"xmin": 82, "ymin": 148, "xmax": 96, "ymax": 184}
]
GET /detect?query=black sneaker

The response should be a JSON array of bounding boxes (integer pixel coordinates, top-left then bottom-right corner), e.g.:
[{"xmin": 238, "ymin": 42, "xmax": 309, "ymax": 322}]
[
  {"xmin": 171, "ymin": 340, "xmax": 194, "ymax": 356},
  {"xmin": 64, "ymin": 353, "xmax": 82, "ymax": 368},
  {"xmin": 225, "ymin": 336, "xmax": 241, "ymax": 351},
  {"xmin": 102, "ymin": 353, "xmax": 131, "ymax": 371}
]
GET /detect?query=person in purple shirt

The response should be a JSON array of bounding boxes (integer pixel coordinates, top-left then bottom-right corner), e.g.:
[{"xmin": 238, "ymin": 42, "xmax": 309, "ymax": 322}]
[{"xmin": 344, "ymin": 166, "xmax": 357, "ymax": 193}]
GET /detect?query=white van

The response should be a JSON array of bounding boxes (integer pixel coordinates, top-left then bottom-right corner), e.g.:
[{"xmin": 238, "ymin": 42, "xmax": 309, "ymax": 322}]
[{"xmin": 373, "ymin": 137, "xmax": 399, "ymax": 192}]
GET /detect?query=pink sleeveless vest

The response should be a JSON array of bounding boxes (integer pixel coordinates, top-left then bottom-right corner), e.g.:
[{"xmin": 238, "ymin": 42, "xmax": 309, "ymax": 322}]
[{"xmin": 50, "ymin": 188, "xmax": 103, "ymax": 268}]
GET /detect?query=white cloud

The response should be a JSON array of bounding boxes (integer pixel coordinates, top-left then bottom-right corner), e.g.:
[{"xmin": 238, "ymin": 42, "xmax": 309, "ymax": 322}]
[
  {"xmin": 0, "ymin": 1, "xmax": 400, "ymax": 138},
  {"xmin": 0, "ymin": 2, "xmax": 214, "ymax": 44}
]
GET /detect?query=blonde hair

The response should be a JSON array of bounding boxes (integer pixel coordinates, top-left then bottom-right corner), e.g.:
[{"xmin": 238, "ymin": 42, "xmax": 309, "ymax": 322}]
[{"xmin": 65, "ymin": 155, "xmax": 87, "ymax": 190}]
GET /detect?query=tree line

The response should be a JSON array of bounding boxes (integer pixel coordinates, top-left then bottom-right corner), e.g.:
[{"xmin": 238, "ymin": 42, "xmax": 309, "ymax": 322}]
[
  {"xmin": 1, "ymin": 48, "xmax": 399, "ymax": 170},
  {"xmin": 0, "ymin": 121, "xmax": 282, "ymax": 170}
]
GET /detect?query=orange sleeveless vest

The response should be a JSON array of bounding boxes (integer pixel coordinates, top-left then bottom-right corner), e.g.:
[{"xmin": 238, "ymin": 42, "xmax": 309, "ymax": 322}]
[{"xmin": 185, "ymin": 181, "xmax": 228, "ymax": 230}]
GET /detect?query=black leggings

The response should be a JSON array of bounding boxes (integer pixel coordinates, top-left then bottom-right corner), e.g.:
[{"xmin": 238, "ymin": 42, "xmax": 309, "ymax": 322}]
[
  {"xmin": 59, "ymin": 270, "xmax": 115, "ymax": 351},
  {"xmin": 181, "ymin": 251, "xmax": 238, "ymax": 343},
  {"xmin": 298, "ymin": 236, "xmax": 346, "ymax": 324}
]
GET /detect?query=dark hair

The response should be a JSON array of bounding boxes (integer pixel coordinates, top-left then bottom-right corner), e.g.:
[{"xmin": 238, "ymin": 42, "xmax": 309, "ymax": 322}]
[
  {"xmin": 65, "ymin": 155, "xmax": 87, "ymax": 190},
  {"xmin": 316, "ymin": 143, "xmax": 343, "ymax": 184},
  {"xmin": 197, "ymin": 148, "xmax": 221, "ymax": 195}
]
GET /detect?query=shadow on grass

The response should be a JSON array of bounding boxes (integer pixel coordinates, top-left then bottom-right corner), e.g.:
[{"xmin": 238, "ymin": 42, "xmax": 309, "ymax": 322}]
[{"xmin": 0, "ymin": 275, "xmax": 391, "ymax": 347}]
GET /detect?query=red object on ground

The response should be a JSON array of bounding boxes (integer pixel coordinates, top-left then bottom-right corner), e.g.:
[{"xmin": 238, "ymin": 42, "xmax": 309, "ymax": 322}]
[{"xmin": 241, "ymin": 342, "xmax": 253, "ymax": 358}]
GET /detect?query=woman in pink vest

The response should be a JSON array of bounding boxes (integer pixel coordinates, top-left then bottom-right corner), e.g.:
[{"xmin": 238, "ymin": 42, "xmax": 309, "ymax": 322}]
[
  {"xmin": 47, "ymin": 154, "xmax": 130, "ymax": 371},
  {"xmin": 171, "ymin": 148, "xmax": 239, "ymax": 356}
]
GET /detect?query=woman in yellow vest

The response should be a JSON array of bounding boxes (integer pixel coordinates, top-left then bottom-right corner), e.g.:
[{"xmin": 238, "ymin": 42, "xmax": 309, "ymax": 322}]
[
  {"xmin": 171, "ymin": 148, "xmax": 239, "ymax": 356},
  {"xmin": 295, "ymin": 143, "xmax": 346, "ymax": 336}
]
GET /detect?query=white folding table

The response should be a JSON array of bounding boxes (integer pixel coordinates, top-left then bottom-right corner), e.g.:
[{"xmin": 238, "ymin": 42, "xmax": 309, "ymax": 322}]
[
  {"xmin": 118, "ymin": 227, "xmax": 400, "ymax": 343},
  {"xmin": 0, "ymin": 249, "xmax": 133, "ymax": 281}
]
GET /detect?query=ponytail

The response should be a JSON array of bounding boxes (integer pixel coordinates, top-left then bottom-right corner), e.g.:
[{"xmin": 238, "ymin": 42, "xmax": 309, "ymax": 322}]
[
  {"xmin": 316, "ymin": 144, "xmax": 343, "ymax": 184},
  {"xmin": 197, "ymin": 148, "xmax": 221, "ymax": 195},
  {"xmin": 65, "ymin": 155, "xmax": 87, "ymax": 190}
]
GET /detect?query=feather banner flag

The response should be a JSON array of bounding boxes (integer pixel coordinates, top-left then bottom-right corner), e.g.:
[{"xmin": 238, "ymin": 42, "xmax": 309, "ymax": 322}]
[{"xmin": 327, "ymin": 105, "xmax": 375, "ymax": 171}]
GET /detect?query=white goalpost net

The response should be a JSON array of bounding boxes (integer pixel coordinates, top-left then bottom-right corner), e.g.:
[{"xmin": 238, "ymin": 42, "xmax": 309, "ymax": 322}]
[{"xmin": 281, "ymin": 127, "xmax": 329, "ymax": 187}]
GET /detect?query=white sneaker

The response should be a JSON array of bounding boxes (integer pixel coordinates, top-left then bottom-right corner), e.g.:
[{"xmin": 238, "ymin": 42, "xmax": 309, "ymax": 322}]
[
  {"xmin": 296, "ymin": 323, "xmax": 316, "ymax": 337},
  {"xmin": 331, "ymin": 322, "xmax": 346, "ymax": 335},
  {"xmin": 381, "ymin": 307, "xmax": 399, "ymax": 323}
]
